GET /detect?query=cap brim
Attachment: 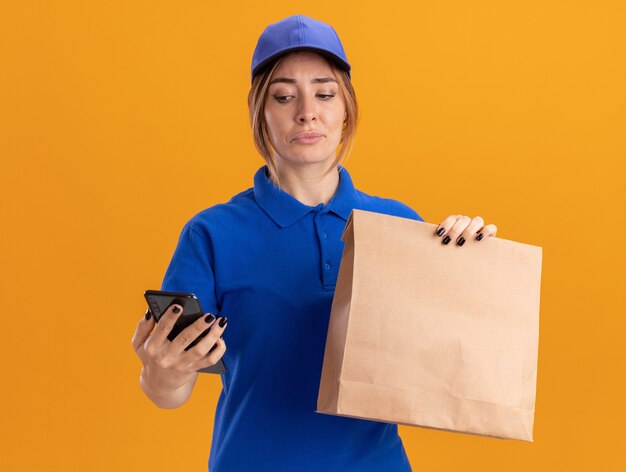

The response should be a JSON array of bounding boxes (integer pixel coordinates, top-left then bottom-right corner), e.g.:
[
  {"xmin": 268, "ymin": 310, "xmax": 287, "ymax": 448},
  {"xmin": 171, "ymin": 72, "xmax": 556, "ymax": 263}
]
[{"xmin": 252, "ymin": 46, "xmax": 351, "ymax": 79}]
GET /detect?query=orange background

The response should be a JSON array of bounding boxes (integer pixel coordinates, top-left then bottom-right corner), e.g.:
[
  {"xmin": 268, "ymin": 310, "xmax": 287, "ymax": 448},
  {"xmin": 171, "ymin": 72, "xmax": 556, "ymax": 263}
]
[{"xmin": 1, "ymin": 1, "xmax": 624, "ymax": 470}]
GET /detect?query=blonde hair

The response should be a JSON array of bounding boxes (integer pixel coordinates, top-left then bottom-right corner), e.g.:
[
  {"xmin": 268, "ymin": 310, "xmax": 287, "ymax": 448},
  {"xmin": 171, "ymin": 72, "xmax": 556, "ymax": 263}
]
[{"xmin": 247, "ymin": 52, "xmax": 359, "ymax": 189}]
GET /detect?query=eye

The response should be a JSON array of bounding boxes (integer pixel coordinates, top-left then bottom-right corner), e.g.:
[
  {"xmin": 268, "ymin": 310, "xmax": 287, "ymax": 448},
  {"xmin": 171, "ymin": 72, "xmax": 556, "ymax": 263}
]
[
  {"xmin": 273, "ymin": 95, "xmax": 293, "ymax": 103},
  {"xmin": 272, "ymin": 93, "xmax": 336, "ymax": 103}
]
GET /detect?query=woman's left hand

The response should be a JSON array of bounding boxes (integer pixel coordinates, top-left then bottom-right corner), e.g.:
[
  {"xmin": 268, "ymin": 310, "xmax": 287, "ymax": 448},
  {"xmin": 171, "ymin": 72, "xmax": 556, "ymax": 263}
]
[{"xmin": 434, "ymin": 215, "xmax": 497, "ymax": 246}]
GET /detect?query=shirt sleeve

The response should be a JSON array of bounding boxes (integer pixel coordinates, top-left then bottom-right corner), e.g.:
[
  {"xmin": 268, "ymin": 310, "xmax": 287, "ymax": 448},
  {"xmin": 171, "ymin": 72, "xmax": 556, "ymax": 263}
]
[
  {"xmin": 404, "ymin": 206, "xmax": 425, "ymax": 222},
  {"xmin": 388, "ymin": 199, "xmax": 425, "ymax": 222},
  {"xmin": 160, "ymin": 221, "xmax": 220, "ymax": 316}
]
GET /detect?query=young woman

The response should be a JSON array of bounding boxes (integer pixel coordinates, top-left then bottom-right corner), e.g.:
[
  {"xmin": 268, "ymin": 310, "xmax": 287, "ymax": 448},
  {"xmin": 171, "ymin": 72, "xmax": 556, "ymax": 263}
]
[{"xmin": 131, "ymin": 14, "xmax": 497, "ymax": 471}]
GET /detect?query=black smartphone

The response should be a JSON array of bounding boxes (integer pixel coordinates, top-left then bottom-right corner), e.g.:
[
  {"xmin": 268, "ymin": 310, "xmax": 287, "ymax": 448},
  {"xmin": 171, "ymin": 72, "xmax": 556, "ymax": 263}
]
[{"xmin": 143, "ymin": 290, "xmax": 226, "ymax": 374}]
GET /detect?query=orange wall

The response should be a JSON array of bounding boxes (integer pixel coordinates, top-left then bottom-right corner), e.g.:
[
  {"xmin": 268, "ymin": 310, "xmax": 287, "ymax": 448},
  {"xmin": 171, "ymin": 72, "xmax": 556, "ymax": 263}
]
[{"xmin": 1, "ymin": 1, "xmax": 624, "ymax": 470}]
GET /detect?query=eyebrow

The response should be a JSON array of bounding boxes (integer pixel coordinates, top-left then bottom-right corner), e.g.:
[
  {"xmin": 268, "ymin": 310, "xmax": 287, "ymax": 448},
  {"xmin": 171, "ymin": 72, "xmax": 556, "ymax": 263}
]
[{"xmin": 268, "ymin": 77, "xmax": 338, "ymax": 86}]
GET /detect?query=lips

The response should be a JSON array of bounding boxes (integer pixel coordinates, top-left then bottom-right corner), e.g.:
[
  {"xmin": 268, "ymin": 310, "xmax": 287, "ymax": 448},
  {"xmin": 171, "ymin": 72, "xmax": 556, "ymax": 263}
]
[{"xmin": 292, "ymin": 131, "xmax": 323, "ymax": 141}]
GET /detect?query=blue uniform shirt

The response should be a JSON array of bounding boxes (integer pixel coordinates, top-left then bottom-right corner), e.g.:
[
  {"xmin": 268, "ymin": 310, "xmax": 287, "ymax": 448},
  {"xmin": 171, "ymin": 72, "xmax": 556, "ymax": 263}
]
[{"xmin": 161, "ymin": 164, "xmax": 424, "ymax": 471}]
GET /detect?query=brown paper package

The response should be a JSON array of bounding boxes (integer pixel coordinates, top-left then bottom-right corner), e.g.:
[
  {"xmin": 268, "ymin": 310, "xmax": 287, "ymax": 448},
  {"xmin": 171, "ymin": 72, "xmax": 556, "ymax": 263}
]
[{"xmin": 316, "ymin": 209, "xmax": 542, "ymax": 442}]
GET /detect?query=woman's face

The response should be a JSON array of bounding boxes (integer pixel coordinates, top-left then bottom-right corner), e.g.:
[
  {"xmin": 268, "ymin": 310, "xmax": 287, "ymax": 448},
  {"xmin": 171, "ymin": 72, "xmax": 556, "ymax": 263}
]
[{"xmin": 264, "ymin": 51, "xmax": 346, "ymax": 169}]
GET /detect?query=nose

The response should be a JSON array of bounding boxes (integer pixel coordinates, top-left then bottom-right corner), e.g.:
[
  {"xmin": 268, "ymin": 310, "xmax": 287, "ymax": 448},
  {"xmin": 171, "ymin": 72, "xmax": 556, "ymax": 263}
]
[{"xmin": 296, "ymin": 93, "xmax": 318, "ymax": 123}]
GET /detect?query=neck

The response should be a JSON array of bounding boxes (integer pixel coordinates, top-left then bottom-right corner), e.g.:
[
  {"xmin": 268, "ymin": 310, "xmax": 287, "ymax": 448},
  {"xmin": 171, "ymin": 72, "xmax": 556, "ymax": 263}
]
[{"xmin": 271, "ymin": 160, "xmax": 340, "ymax": 207}]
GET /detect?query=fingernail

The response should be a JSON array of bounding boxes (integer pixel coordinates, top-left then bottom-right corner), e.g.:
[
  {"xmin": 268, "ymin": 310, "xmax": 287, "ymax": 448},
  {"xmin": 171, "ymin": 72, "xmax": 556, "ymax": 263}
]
[
  {"xmin": 476, "ymin": 233, "xmax": 484, "ymax": 241},
  {"xmin": 172, "ymin": 306, "xmax": 181, "ymax": 314},
  {"xmin": 442, "ymin": 235, "xmax": 451, "ymax": 245},
  {"xmin": 220, "ymin": 334, "xmax": 224, "ymax": 340},
  {"xmin": 436, "ymin": 227, "xmax": 445, "ymax": 237},
  {"xmin": 205, "ymin": 314, "xmax": 215, "ymax": 324},
  {"xmin": 145, "ymin": 309, "xmax": 152, "ymax": 321},
  {"xmin": 218, "ymin": 317, "xmax": 228, "ymax": 328},
  {"xmin": 457, "ymin": 237, "xmax": 465, "ymax": 246}
]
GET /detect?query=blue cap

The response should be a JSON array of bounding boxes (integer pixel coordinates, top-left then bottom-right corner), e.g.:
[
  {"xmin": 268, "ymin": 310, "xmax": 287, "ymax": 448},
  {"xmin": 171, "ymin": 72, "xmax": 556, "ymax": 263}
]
[{"xmin": 251, "ymin": 14, "xmax": 351, "ymax": 83}]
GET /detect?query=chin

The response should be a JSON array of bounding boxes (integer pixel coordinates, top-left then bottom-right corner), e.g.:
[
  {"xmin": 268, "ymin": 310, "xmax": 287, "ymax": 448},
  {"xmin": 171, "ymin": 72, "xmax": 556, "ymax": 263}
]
[{"xmin": 277, "ymin": 148, "xmax": 336, "ymax": 166}]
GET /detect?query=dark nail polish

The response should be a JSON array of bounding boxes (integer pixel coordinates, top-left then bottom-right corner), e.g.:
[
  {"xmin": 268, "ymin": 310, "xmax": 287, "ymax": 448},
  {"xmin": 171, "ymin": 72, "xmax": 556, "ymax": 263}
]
[
  {"xmin": 436, "ymin": 227, "xmax": 445, "ymax": 237},
  {"xmin": 442, "ymin": 235, "xmax": 451, "ymax": 245},
  {"xmin": 145, "ymin": 309, "xmax": 152, "ymax": 321},
  {"xmin": 457, "ymin": 237, "xmax": 465, "ymax": 246},
  {"xmin": 205, "ymin": 314, "xmax": 215, "ymax": 324},
  {"xmin": 476, "ymin": 233, "xmax": 484, "ymax": 241},
  {"xmin": 172, "ymin": 305, "xmax": 181, "ymax": 314},
  {"xmin": 218, "ymin": 317, "xmax": 228, "ymax": 328},
  {"xmin": 220, "ymin": 334, "xmax": 224, "ymax": 340}
]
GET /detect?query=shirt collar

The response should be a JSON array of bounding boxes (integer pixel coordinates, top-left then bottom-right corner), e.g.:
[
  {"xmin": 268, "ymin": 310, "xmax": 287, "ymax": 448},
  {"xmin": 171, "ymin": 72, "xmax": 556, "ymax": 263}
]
[{"xmin": 253, "ymin": 164, "xmax": 359, "ymax": 228}]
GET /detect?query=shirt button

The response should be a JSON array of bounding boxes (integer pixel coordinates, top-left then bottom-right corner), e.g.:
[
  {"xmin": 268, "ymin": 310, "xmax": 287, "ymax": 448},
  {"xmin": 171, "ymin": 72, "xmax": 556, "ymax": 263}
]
[
  {"xmin": 325, "ymin": 262, "xmax": 331, "ymax": 270},
  {"xmin": 322, "ymin": 232, "xmax": 327, "ymax": 239}
]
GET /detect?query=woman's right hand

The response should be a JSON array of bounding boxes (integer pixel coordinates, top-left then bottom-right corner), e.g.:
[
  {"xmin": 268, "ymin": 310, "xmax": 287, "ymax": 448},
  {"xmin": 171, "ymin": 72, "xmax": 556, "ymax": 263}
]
[{"xmin": 131, "ymin": 304, "xmax": 228, "ymax": 405}]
